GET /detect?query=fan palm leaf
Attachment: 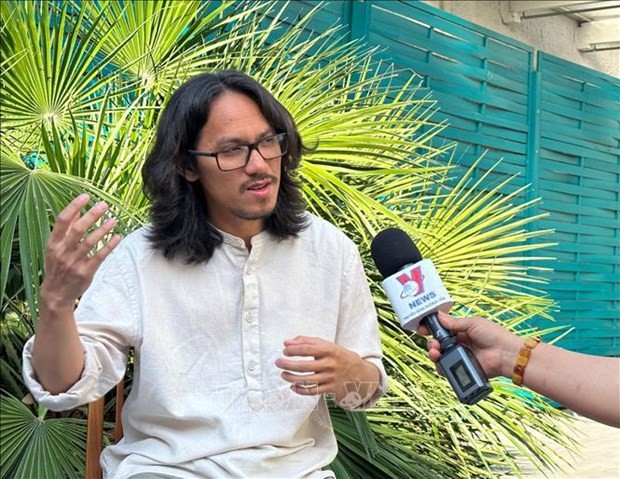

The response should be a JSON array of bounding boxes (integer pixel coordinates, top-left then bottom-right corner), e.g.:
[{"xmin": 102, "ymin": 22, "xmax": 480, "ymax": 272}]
[
  {"xmin": 0, "ymin": 0, "xmax": 139, "ymax": 146},
  {"xmin": 85, "ymin": 0, "xmax": 267, "ymax": 90},
  {"xmin": 0, "ymin": 395, "xmax": 87, "ymax": 479},
  {"xmin": 0, "ymin": 150, "xmax": 137, "ymax": 320}
]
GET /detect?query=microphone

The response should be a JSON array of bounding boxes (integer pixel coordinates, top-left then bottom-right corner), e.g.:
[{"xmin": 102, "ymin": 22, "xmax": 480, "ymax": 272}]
[{"xmin": 371, "ymin": 228, "xmax": 492, "ymax": 405}]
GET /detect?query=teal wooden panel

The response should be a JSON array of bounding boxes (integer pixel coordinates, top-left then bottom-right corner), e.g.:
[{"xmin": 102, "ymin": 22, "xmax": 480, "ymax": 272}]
[
  {"xmin": 580, "ymin": 218, "xmax": 620, "ymax": 231},
  {"xmin": 375, "ymin": 1, "xmax": 532, "ymax": 57},
  {"xmin": 540, "ymin": 136, "xmax": 618, "ymax": 160},
  {"xmin": 278, "ymin": 0, "xmax": 349, "ymax": 30},
  {"xmin": 540, "ymin": 96, "xmax": 620, "ymax": 127},
  {"xmin": 544, "ymin": 238, "xmax": 620, "ymax": 252},
  {"xmin": 539, "ymin": 155, "xmax": 619, "ymax": 177},
  {"xmin": 290, "ymin": 2, "xmax": 619, "ymax": 355},
  {"xmin": 558, "ymin": 323, "xmax": 619, "ymax": 337},
  {"xmin": 265, "ymin": 0, "xmax": 350, "ymax": 56},
  {"xmin": 539, "ymin": 218, "xmax": 616, "ymax": 236},
  {"xmin": 552, "ymin": 290, "xmax": 616, "ymax": 300},
  {"xmin": 541, "ymin": 79, "xmax": 620, "ymax": 108},
  {"xmin": 361, "ymin": 1, "xmax": 533, "ymax": 194},
  {"xmin": 433, "ymin": 106, "xmax": 528, "ymax": 136},
  {"xmin": 370, "ymin": 38, "xmax": 529, "ymax": 103},
  {"xmin": 540, "ymin": 111, "xmax": 619, "ymax": 140},
  {"xmin": 421, "ymin": 88, "xmax": 529, "ymax": 125},
  {"xmin": 539, "ymin": 180, "xmax": 620, "ymax": 202},
  {"xmin": 552, "ymin": 262, "xmax": 618, "ymax": 273},
  {"xmin": 540, "ymin": 119, "xmax": 618, "ymax": 149},
  {"xmin": 546, "ymin": 281, "xmax": 616, "ymax": 292},
  {"xmin": 537, "ymin": 182, "xmax": 615, "ymax": 205},
  {"xmin": 486, "ymin": 59, "xmax": 532, "ymax": 84},
  {"xmin": 520, "ymin": 54, "xmax": 617, "ymax": 353},
  {"xmin": 545, "ymin": 201, "xmax": 617, "ymax": 218},
  {"xmin": 541, "ymin": 194, "xmax": 619, "ymax": 213},
  {"xmin": 443, "ymin": 128, "xmax": 527, "ymax": 154},
  {"xmin": 541, "ymin": 109, "xmax": 619, "ymax": 134},
  {"xmin": 579, "ymin": 196, "xmax": 620, "ymax": 212},
  {"xmin": 539, "ymin": 53, "xmax": 620, "ymax": 93}
]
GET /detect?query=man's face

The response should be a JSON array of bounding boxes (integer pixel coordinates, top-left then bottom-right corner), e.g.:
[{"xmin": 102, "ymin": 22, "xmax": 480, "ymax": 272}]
[{"xmin": 186, "ymin": 91, "xmax": 282, "ymax": 236}]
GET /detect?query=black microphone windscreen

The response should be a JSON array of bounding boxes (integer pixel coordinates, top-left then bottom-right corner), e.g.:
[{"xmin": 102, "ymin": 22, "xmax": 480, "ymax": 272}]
[{"xmin": 371, "ymin": 228, "xmax": 423, "ymax": 279}]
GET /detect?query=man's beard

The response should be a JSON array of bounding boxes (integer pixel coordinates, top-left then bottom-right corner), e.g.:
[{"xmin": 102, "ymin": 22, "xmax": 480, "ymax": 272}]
[{"xmin": 232, "ymin": 199, "xmax": 277, "ymax": 221}]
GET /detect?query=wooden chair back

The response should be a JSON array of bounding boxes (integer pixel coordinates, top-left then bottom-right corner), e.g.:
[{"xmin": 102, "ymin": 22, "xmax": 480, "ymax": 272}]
[{"xmin": 85, "ymin": 381, "xmax": 125, "ymax": 479}]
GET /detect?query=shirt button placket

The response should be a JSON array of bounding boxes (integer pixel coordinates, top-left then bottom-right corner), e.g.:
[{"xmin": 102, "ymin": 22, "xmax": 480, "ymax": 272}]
[{"xmin": 242, "ymin": 256, "xmax": 263, "ymax": 410}]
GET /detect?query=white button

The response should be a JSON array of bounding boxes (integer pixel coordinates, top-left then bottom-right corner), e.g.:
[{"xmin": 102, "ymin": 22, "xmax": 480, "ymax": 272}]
[
  {"xmin": 245, "ymin": 314, "xmax": 254, "ymax": 323},
  {"xmin": 247, "ymin": 361, "xmax": 256, "ymax": 372}
]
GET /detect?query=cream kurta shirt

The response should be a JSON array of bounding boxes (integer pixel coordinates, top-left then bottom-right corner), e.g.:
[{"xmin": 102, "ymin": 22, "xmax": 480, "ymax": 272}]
[{"xmin": 23, "ymin": 213, "xmax": 388, "ymax": 479}]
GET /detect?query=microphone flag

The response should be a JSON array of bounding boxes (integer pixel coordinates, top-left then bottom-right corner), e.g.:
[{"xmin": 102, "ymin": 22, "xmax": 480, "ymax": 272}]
[{"xmin": 381, "ymin": 259, "xmax": 453, "ymax": 330}]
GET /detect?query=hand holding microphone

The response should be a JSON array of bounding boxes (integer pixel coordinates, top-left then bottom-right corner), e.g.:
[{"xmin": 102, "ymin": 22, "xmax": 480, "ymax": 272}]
[
  {"xmin": 371, "ymin": 228, "xmax": 492, "ymax": 405},
  {"xmin": 421, "ymin": 312, "xmax": 620, "ymax": 427},
  {"xmin": 420, "ymin": 312, "xmax": 517, "ymax": 380}
]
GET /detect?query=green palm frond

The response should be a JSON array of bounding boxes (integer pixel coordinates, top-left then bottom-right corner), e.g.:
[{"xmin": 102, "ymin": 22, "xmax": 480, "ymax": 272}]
[
  {"xmin": 0, "ymin": 0, "xmax": 139, "ymax": 144},
  {"xmin": 0, "ymin": 395, "xmax": 87, "ymax": 479},
  {"xmin": 0, "ymin": 308, "xmax": 33, "ymax": 399},
  {"xmin": 85, "ymin": 0, "xmax": 276, "ymax": 96},
  {"xmin": 241, "ymin": 21, "xmax": 454, "ymax": 240},
  {"xmin": 0, "ymin": 150, "xmax": 138, "ymax": 321},
  {"xmin": 410, "ymin": 157, "xmax": 558, "ymax": 317},
  {"xmin": 331, "ymin": 404, "xmax": 455, "ymax": 478}
]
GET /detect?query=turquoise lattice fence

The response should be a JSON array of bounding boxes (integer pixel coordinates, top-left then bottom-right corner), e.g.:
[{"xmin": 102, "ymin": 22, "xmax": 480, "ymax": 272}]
[
  {"xmin": 535, "ymin": 52, "xmax": 619, "ymax": 355},
  {"xmin": 276, "ymin": 0, "xmax": 620, "ymax": 355}
]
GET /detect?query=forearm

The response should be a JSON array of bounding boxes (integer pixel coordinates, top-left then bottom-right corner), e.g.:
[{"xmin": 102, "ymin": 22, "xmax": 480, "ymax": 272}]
[
  {"xmin": 502, "ymin": 341, "xmax": 620, "ymax": 427},
  {"xmin": 32, "ymin": 298, "xmax": 85, "ymax": 395}
]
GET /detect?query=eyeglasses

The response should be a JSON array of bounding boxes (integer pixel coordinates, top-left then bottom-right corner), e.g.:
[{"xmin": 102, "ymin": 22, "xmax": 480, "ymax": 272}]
[{"xmin": 188, "ymin": 133, "xmax": 288, "ymax": 171}]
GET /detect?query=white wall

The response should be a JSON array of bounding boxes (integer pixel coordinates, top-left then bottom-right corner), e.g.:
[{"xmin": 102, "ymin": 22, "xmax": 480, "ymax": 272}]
[{"xmin": 423, "ymin": 0, "xmax": 619, "ymax": 77}]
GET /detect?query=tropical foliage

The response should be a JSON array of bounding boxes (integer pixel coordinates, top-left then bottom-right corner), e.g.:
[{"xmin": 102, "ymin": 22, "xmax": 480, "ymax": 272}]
[{"xmin": 1, "ymin": 1, "xmax": 576, "ymax": 478}]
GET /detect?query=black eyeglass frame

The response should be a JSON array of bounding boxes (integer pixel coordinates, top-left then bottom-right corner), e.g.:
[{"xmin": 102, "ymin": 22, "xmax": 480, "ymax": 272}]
[{"xmin": 188, "ymin": 132, "xmax": 288, "ymax": 172}]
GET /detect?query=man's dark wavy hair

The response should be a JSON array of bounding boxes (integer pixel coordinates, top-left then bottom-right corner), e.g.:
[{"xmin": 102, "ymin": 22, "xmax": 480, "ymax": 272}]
[{"xmin": 142, "ymin": 70, "xmax": 308, "ymax": 263}]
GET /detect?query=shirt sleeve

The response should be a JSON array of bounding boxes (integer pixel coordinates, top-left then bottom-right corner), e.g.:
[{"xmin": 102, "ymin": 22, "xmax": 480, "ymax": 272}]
[
  {"xmin": 334, "ymin": 240, "xmax": 389, "ymax": 411},
  {"xmin": 22, "ymin": 246, "xmax": 140, "ymax": 412}
]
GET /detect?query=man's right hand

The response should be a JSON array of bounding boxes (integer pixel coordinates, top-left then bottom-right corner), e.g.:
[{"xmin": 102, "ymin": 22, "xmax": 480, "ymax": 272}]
[
  {"xmin": 32, "ymin": 194, "xmax": 122, "ymax": 394},
  {"xmin": 41, "ymin": 193, "xmax": 122, "ymax": 313}
]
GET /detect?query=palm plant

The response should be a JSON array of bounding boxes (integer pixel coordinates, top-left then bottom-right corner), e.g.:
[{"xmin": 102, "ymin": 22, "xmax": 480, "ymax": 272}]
[{"xmin": 1, "ymin": 1, "xmax": 577, "ymax": 478}]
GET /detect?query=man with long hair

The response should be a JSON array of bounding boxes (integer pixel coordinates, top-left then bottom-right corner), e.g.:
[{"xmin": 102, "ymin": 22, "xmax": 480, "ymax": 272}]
[{"xmin": 24, "ymin": 70, "xmax": 388, "ymax": 478}]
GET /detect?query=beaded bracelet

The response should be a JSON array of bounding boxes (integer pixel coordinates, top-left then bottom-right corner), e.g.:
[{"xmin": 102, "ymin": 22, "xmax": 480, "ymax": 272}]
[{"xmin": 512, "ymin": 337, "xmax": 541, "ymax": 386}]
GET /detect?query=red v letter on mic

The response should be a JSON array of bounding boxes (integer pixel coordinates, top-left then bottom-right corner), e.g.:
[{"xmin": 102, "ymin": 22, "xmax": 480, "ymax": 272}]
[{"xmin": 396, "ymin": 266, "xmax": 424, "ymax": 295}]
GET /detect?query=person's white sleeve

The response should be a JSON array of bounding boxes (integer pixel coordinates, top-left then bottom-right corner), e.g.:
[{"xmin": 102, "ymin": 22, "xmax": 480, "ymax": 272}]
[
  {"xmin": 335, "ymin": 240, "xmax": 389, "ymax": 411},
  {"xmin": 22, "ymin": 248, "xmax": 139, "ymax": 412}
]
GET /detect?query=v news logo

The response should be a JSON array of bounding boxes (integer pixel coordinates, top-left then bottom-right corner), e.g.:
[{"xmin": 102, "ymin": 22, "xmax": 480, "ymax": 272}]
[{"xmin": 396, "ymin": 266, "xmax": 424, "ymax": 297}]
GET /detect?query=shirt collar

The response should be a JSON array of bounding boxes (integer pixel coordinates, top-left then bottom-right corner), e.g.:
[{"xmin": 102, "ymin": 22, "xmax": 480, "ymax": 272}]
[{"xmin": 214, "ymin": 225, "xmax": 273, "ymax": 249}]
